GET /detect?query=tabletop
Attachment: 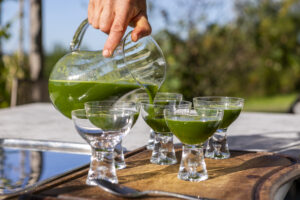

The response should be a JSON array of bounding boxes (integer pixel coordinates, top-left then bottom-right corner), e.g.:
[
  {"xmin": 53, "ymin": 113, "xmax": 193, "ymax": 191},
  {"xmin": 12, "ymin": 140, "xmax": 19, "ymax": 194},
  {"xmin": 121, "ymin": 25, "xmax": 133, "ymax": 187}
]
[
  {"xmin": 1, "ymin": 103, "xmax": 300, "ymax": 199},
  {"xmin": 0, "ymin": 103, "xmax": 300, "ymax": 158}
]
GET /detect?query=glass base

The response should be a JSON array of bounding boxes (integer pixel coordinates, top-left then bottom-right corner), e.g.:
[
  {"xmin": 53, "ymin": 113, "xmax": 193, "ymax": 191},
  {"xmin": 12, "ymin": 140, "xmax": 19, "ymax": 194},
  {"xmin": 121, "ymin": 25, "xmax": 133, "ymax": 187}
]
[
  {"xmin": 115, "ymin": 161, "xmax": 126, "ymax": 169},
  {"xmin": 151, "ymin": 156, "xmax": 177, "ymax": 165},
  {"xmin": 178, "ymin": 144, "xmax": 207, "ymax": 182},
  {"xmin": 86, "ymin": 176, "xmax": 118, "ymax": 185},
  {"xmin": 150, "ymin": 132, "xmax": 177, "ymax": 165},
  {"xmin": 177, "ymin": 172, "xmax": 208, "ymax": 182},
  {"xmin": 205, "ymin": 129, "xmax": 230, "ymax": 160},
  {"xmin": 205, "ymin": 150, "xmax": 230, "ymax": 159},
  {"xmin": 87, "ymin": 149, "xmax": 118, "ymax": 184}
]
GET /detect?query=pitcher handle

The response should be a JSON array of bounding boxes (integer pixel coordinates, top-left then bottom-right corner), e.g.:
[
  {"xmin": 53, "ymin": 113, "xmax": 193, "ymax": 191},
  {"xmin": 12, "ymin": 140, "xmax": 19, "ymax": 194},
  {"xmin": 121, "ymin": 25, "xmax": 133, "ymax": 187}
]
[{"xmin": 70, "ymin": 18, "xmax": 89, "ymax": 51}]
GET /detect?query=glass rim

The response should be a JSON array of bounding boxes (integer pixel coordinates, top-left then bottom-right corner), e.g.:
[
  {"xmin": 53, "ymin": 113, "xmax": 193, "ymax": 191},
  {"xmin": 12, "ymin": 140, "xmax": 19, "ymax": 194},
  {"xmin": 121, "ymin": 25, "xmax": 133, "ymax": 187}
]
[
  {"xmin": 140, "ymin": 100, "xmax": 191, "ymax": 107},
  {"xmin": 164, "ymin": 108, "xmax": 224, "ymax": 118},
  {"xmin": 71, "ymin": 109, "xmax": 87, "ymax": 117},
  {"xmin": 193, "ymin": 96, "xmax": 244, "ymax": 103},
  {"xmin": 84, "ymin": 101, "xmax": 136, "ymax": 108}
]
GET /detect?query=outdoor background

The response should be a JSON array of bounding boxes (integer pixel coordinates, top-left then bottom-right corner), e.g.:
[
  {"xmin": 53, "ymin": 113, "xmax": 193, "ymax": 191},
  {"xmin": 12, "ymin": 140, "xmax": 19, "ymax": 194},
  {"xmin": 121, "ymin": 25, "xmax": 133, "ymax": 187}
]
[{"xmin": 1, "ymin": 0, "xmax": 300, "ymax": 113}]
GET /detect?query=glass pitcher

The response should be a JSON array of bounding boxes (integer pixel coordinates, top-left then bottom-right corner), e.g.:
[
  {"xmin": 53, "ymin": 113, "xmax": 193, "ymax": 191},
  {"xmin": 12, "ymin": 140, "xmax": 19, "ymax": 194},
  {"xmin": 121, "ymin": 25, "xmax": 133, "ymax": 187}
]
[{"xmin": 49, "ymin": 19, "xmax": 166, "ymax": 118}]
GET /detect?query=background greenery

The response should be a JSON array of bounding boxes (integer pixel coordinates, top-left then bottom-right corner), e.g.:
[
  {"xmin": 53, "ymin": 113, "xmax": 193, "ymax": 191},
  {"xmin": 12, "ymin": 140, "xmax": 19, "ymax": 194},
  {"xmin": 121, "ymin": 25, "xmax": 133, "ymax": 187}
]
[{"xmin": 1, "ymin": 0, "xmax": 300, "ymax": 112}]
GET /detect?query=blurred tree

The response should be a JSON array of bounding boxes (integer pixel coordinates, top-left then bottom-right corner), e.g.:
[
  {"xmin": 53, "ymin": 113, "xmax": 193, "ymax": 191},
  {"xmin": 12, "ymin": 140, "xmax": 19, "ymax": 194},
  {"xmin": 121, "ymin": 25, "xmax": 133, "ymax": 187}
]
[
  {"xmin": 29, "ymin": 0, "xmax": 43, "ymax": 81},
  {"xmin": 11, "ymin": 0, "xmax": 25, "ymax": 107},
  {"xmin": 154, "ymin": 0, "xmax": 300, "ymax": 100}
]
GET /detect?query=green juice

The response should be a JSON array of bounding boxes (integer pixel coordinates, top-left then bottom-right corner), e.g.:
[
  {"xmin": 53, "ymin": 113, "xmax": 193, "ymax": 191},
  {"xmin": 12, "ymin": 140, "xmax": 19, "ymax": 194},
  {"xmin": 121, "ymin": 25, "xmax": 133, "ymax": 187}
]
[
  {"xmin": 143, "ymin": 84, "xmax": 158, "ymax": 104},
  {"xmin": 166, "ymin": 116, "xmax": 220, "ymax": 145},
  {"xmin": 49, "ymin": 80, "xmax": 142, "ymax": 118},
  {"xmin": 219, "ymin": 108, "xmax": 241, "ymax": 129},
  {"xmin": 145, "ymin": 115, "xmax": 170, "ymax": 133}
]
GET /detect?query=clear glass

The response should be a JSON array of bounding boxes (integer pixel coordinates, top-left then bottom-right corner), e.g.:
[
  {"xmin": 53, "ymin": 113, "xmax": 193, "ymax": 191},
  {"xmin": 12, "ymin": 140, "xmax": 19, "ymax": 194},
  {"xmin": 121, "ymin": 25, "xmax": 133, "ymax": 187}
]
[
  {"xmin": 193, "ymin": 97, "xmax": 244, "ymax": 159},
  {"xmin": 49, "ymin": 19, "xmax": 166, "ymax": 119},
  {"xmin": 72, "ymin": 106, "xmax": 134, "ymax": 184},
  {"xmin": 140, "ymin": 100, "xmax": 191, "ymax": 165},
  {"xmin": 164, "ymin": 108, "xmax": 223, "ymax": 182},
  {"xmin": 135, "ymin": 92, "xmax": 183, "ymax": 150},
  {"xmin": 84, "ymin": 101, "xmax": 139, "ymax": 169}
]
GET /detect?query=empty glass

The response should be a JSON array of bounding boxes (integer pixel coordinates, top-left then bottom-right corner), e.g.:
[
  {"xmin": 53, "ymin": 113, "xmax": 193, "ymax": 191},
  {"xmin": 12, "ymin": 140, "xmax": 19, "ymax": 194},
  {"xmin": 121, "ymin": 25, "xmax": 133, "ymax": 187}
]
[
  {"xmin": 85, "ymin": 101, "xmax": 139, "ymax": 170},
  {"xmin": 164, "ymin": 107, "xmax": 223, "ymax": 182},
  {"xmin": 140, "ymin": 100, "xmax": 192, "ymax": 165},
  {"xmin": 193, "ymin": 97, "xmax": 244, "ymax": 159},
  {"xmin": 135, "ymin": 92, "xmax": 183, "ymax": 150}
]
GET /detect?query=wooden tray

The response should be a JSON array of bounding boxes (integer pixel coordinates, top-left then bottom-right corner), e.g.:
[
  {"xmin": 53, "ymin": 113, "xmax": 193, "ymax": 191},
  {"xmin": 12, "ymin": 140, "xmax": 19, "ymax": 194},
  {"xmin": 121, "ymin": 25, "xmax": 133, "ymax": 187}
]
[{"xmin": 18, "ymin": 146, "xmax": 300, "ymax": 200}]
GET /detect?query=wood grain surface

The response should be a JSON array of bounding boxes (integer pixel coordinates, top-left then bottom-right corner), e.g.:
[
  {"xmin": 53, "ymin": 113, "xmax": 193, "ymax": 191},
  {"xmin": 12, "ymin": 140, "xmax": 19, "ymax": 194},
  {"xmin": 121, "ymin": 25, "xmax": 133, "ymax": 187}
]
[{"xmin": 17, "ymin": 146, "xmax": 300, "ymax": 200}]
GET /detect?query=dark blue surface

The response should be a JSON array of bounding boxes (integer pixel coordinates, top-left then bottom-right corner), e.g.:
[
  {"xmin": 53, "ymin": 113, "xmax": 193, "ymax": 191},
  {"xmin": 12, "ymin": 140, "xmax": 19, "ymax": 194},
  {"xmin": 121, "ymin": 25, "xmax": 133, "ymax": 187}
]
[{"xmin": 0, "ymin": 147, "xmax": 90, "ymax": 195}]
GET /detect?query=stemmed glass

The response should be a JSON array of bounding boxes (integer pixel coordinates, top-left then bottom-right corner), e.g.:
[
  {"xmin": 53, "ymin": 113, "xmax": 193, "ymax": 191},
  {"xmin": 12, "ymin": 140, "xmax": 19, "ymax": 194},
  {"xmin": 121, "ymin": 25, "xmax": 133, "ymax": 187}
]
[
  {"xmin": 72, "ymin": 105, "xmax": 134, "ymax": 184},
  {"xmin": 164, "ymin": 107, "xmax": 223, "ymax": 182},
  {"xmin": 135, "ymin": 92, "xmax": 183, "ymax": 150},
  {"xmin": 193, "ymin": 97, "xmax": 244, "ymax": 159},
  {"xmin": 140, "ymin": 100, "xmax": 191, "ymax": 165},
  {"xmin": 85, "ymin": 101, "xmax": 139, "ymax": 170}
]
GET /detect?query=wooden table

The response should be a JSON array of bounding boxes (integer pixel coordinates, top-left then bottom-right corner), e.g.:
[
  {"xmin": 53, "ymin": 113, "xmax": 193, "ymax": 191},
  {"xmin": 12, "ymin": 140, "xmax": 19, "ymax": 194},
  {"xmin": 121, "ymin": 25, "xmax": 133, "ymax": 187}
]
[{"xmin": 16, "ymin": 146, "xmax": 300, "ymax": 200}]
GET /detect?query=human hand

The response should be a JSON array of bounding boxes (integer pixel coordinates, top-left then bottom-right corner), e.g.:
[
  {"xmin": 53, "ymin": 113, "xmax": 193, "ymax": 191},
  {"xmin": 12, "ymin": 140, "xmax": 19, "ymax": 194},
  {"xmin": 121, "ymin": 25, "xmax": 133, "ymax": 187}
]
[{"xmin": 88, "ymin": 0, "xmax": 152, "ymax": 57}]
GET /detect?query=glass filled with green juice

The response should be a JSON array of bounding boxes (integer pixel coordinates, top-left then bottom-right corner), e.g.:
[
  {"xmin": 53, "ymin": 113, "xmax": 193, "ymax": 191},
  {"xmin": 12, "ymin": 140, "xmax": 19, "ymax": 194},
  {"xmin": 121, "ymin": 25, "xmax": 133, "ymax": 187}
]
[
  {"xmin": 140, "ymin": 100, "xmax": 192, "ymax": 165},
  {"xmin": 193, "ymin": 97, "xmax": 244, "ymax": 159},
  {"xmin": 134, "ymin": 92, "xmax": 183, "ymax": 150},
  {"xmin": 164, "ymin": 107, "xmax": 223, "ymax": 182}
]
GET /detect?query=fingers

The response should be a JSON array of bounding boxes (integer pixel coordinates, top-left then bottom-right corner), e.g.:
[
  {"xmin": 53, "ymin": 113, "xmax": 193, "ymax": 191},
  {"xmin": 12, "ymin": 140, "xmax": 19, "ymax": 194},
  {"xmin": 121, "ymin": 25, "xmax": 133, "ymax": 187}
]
[
  {"xmin": 87, "ymin": 0, "xmax": 94, "ymax": 24},
  {"xmin": 88, "ymin": 0, "xmax": 102, "ymax": 29},
  {"xmin": 99, "ymin": 0, "xmax": 114, "ymax": 34},
  {"xmin": 103, "ymin": 5, "xmax": 130, "ymax": 57},
  {"xmin": 131, "ymin": 13, "xmax": 151, "ymax": 42}
]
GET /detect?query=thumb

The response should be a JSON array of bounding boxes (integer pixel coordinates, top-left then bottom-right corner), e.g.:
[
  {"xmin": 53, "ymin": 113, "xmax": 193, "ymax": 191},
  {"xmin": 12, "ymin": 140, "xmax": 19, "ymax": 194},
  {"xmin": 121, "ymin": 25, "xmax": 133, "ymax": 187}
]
[{"xmin": 131, "ymin": 14, "xmax": 152, "ymax": 42}]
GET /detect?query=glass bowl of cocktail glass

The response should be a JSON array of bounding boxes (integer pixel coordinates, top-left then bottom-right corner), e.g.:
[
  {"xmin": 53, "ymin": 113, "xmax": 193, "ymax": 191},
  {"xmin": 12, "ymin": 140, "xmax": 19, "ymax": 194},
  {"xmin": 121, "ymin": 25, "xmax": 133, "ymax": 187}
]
[
  {"xmin": 140, "ymin": 100, "xmax": 192, "ymax": 165},
  {"xmin": 164, "ymin": 107, "xmax": 223, "ymax": 182},
  {"xmin": 85, "ymin": 101, "xmax": 139, "ymax": 170},
  {"xmin": 193, "ymin": 97, "xmax": 244, "ymax": 159},
  {"xmin": 135, "ymin": 92, "xmax": 183, "ymax": 150},
  {"xmin": 73, "ymin": 106, "xmax": 134, "ymax": 184}
]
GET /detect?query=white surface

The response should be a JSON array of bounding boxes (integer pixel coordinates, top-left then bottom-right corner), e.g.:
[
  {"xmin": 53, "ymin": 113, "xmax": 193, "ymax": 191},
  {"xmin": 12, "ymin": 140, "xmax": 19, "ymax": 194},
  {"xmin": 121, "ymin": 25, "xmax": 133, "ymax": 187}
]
[{"xmin": 1, "ymin": 103, "xmax": 300, "ymax": 158}]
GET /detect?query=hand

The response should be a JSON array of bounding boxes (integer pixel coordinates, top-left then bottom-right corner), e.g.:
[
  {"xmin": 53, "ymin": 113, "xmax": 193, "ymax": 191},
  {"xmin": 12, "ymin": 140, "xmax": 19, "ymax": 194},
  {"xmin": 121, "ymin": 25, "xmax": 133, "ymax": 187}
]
[{"xmin": 88, "ymin": 0, "xmax": 152, "ymax": 57}]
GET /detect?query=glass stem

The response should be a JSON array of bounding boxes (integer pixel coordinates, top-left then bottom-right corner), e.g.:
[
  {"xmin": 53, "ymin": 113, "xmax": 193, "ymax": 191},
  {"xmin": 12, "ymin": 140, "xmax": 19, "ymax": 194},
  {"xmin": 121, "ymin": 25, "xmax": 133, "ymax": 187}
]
[
  {"xmin": 205, "ymin": 128, "xmax": 230, "ymax": 159},
  {"xmin": 155, "ymin": 132, "xmax": 177, "ymax": 165},
  {"xmin": 178, "ymin": 144, "xmax": 208, "ymax": 182},
  {"xmin": 87, "ymin": 147, "xmax": 118, "ymax": 185},
  {"xmin": 114, "ymin": 140, "xmax": 126, "ymax": 169},
  {"xmin": 147, "ymin": 129, "xmax": 156, "ymax": 150}
]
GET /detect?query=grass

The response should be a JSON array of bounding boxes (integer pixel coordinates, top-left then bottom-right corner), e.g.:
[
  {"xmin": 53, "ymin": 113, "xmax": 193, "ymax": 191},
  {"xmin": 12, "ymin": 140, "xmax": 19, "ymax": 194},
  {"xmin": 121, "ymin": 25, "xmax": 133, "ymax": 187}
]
[{"xmin": 243, "ymin": 93, "xmax": 298, "ymax": 113}]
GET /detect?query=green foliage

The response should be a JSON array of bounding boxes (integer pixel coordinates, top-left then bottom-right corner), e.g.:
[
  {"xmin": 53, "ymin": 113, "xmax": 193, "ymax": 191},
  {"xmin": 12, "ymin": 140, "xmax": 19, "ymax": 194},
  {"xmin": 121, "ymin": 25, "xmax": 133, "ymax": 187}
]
[{"xmin": 156, "ymin": 0, "xmax": 300, "ymax": 101}]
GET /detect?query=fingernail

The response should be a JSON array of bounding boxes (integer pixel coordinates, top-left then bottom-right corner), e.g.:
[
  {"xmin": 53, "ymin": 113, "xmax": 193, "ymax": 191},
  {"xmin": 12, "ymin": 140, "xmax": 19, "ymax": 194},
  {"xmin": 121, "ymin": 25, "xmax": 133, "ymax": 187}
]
[{"xmin": 103, "ymin": 49, "xmax": 111, "ymax": 57}]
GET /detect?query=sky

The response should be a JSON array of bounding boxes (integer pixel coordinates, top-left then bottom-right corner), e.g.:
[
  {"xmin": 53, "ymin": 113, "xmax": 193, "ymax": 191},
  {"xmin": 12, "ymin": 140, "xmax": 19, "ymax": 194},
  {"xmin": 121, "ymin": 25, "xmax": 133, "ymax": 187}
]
[{"xmin": 1, "ymin": 0, "xmax": 235, "ymax": 54}]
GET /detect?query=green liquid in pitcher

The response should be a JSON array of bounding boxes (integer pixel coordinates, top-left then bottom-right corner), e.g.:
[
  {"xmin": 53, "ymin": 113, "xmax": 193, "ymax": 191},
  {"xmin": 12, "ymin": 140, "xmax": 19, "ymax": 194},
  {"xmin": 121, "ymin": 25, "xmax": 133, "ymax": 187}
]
[
  {"xmin": 219, "ymin": 108, "xmax": 241, "ymax": 129},
  {"xmin": 49, "ymin": 80, "xmax": 148, "ymax": 118},
  {"xmin": 166, "ymin": 116, "xmax": 220, "ymax": 145}
]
